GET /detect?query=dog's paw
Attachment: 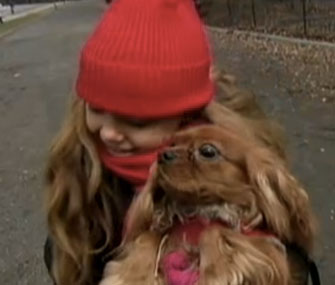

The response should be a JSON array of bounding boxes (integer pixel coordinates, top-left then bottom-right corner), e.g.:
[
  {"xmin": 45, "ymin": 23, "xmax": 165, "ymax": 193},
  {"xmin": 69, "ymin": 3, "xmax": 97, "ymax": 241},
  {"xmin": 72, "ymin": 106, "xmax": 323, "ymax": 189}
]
[
  {"xmin": 99, "ymin": 272, "xmax": 127, "ymax": 285},
  {"xmin": 198, "ymin": 227, "xmax": 249, "ymax": 285},
  {"xmin": 100, "ymin": 232, "xmax": 162, "ymax": 285},
  {"xmin": 198, "ymin": 226, "xmax": 289, "ymax": 285}
]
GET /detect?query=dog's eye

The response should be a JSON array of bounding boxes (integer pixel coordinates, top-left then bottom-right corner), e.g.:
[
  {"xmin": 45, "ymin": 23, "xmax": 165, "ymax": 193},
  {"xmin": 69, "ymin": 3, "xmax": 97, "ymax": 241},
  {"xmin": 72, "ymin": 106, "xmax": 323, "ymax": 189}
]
[{"xmin": 199, "ymin": 144, "xmax": 220, "ymax": 159}]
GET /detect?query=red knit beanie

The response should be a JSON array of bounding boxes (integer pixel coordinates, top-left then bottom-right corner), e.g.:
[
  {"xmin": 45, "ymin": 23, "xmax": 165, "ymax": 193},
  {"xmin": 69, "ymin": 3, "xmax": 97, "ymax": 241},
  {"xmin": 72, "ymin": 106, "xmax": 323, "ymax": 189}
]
[{"xmin": 76, "ymin": 0, "xmax": 214, "ymax": 119}]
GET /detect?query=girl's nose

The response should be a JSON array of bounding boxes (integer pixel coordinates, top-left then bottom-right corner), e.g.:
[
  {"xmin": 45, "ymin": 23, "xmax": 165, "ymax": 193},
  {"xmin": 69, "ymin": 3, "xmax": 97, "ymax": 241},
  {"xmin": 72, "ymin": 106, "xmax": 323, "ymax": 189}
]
[{"xmin": 100, "ymin": 125, "xmax": 125, "ymax": 143}]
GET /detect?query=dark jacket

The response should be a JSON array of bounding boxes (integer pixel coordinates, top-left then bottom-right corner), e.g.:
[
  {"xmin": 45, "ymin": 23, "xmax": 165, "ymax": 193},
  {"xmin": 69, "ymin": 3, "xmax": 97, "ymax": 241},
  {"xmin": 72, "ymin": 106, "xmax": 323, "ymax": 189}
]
[{"xmin": 44, "ymin": 175, "xmax": 134, "ymax": 284}]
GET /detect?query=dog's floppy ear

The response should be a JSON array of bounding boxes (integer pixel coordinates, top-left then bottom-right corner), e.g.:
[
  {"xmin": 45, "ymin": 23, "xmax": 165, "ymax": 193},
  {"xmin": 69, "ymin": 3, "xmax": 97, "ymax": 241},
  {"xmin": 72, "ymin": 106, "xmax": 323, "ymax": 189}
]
[
  {"xmin": 203, "ymin": 102, "xmax": 260, "ymax": 146},
  {"xmin": 246, "ymin": 148, "xmax": 316, "ymax": 252},
  {"xmin": 123, "ymin": 165, "xmax": 158, "ymax": 243},
  {"xmin": 204, "ymin": 101, "xmax": 251, "ymax": 132},
  {"xmin": 204, "ymin": 101, "xmax": 286, "ymax": 159}
]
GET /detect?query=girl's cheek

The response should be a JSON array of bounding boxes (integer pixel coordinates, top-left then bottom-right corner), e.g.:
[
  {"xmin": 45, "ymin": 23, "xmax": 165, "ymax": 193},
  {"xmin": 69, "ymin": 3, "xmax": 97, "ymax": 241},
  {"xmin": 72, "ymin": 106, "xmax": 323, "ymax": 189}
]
[
  {"xmin": 130, "ymin": 132, "xmax": 161, "ymax": 150},
  {"xmin": 86, "ymin": 113, "xmax": 102, "ymax": 133},
  {"xmin": 148, "ymin": 132, "xmax": 172, "ymax": 148}
]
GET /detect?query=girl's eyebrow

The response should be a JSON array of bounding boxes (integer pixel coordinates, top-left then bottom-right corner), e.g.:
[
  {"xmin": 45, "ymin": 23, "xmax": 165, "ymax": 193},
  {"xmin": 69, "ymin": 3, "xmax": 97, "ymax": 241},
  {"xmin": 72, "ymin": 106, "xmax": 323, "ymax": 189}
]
[
  {"xmin": 116, "ymin": 114, "xmax": 143, "ymax": 121},
  {"xmin": 114, "ymin": 114, "xmax": 154, "ymax": 125}
]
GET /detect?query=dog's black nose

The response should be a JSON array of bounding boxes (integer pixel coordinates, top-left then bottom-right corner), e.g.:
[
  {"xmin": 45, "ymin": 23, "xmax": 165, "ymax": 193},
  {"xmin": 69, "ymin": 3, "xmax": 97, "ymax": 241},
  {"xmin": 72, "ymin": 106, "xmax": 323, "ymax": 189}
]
[{"xmin": 159, "ymin": 150, "xmax": 178, "ymax": 164}]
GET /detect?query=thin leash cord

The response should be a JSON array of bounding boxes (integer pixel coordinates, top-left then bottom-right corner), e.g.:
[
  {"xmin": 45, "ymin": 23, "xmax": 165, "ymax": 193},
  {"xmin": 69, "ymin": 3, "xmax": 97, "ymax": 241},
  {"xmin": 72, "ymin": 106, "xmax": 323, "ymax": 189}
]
[
  {"xmin": 287, "ymin": 244, "xmax": 321, "ymax": 285},
  {"xmin": 274, "ymin": 243, "xmax": 321, "ymax": 285},
  {"xmin": 154, "ymin": 234, "xmax": 169, "ymax": 279}
]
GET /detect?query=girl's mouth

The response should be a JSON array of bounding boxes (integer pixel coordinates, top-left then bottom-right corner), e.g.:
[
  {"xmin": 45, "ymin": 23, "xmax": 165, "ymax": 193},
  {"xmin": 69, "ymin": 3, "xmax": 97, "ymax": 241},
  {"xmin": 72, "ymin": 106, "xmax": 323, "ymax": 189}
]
[{"xmin": 106, "ymin": 148, "xmax": 135, "ymax": 157}]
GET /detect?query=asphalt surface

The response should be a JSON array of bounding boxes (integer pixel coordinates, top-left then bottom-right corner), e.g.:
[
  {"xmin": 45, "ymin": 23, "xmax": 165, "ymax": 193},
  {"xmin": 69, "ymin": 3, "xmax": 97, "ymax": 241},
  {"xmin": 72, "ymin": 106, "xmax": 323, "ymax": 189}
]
[
  {"xmin": 0, "ymin": 1, "xmax": 334, "ymax": 284},
  {"xmin": 0, "ymin": 1, "xmax": 102, "ymax": 284}
]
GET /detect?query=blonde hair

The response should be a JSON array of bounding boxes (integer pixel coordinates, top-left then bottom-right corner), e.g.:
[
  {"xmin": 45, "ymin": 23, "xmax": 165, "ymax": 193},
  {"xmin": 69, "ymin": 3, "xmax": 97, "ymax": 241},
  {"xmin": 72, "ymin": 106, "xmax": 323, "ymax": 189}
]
[{"xmin": 45, "ymin": 97, "xmax": 122, "ymax": 284}]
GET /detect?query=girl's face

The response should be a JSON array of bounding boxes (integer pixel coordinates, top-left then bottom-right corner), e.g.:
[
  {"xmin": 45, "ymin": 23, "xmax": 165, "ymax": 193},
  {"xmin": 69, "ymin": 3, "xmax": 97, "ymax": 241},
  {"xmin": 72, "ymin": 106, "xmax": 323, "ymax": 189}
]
[{"xmin": 85, "ymin": 103, "xmax": 182, "ymax": 156}]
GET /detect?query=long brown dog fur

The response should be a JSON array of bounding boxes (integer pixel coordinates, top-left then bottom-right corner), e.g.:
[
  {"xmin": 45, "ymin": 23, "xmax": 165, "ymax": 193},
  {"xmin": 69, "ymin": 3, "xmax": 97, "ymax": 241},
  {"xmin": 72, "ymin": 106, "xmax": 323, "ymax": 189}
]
[
  {"xmin": 207, "ymin": 71, "xmax": 314, "ymax": 284},
  {"xmin": 99, "ymin": 125, "xmax": 316, "ymax": 285}
]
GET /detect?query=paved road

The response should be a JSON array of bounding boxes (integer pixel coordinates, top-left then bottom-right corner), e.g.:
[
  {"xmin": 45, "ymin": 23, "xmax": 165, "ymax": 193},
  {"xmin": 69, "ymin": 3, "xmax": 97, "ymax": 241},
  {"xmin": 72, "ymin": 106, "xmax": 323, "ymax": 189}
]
[
  {"xmin": 0, "ymin": 1, "xmax": 103, "ymax": 284},
  {"xmin": 0, "ymin": 0, "xmax": 334, "ymax": 284}
]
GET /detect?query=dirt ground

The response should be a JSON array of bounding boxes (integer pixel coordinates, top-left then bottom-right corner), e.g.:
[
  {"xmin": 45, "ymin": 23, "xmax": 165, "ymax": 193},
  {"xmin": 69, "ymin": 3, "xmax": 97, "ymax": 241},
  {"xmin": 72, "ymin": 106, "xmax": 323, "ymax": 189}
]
[
  {"xmin": 0, "ymin": 0, "xmax": 334, "ymax": 284},
  {"xmin": 203, "ymin": 0, "xmax": 335, "ymax": 41}
]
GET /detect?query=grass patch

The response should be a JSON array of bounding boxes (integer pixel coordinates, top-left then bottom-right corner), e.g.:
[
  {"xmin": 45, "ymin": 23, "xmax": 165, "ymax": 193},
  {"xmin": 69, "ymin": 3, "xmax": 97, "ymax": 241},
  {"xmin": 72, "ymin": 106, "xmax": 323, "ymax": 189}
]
[{"xmin": 0, "ymin": 9, "xmax": 52, "ymax": 38}]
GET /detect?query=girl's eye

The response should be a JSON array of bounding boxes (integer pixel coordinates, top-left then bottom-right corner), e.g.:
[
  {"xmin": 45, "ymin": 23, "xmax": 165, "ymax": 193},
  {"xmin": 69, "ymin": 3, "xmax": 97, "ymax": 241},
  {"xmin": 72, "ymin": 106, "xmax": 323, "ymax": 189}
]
[
  {"xmin": 117, "ymin": 116, "xmax": 154, "ymax": 128},
  {"xmin": 198, "ymin": 144, "xmax": 221, "ymax": 160},
  {"xmin": 127, "ymin": 119, "xmax": 152, "ymax": 128}
]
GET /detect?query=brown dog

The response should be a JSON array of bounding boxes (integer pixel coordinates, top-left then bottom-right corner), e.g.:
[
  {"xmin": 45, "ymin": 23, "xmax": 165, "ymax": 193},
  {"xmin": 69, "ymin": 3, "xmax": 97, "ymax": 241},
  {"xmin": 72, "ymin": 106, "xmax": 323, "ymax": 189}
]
[{"xmin": 99, "ymin": 125, "xmax": 316, "ymax": 285}]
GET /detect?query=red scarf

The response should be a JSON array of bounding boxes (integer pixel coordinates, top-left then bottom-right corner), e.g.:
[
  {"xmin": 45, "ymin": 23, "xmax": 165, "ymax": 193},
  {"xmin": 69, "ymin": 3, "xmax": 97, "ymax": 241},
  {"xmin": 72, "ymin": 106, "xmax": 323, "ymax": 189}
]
[
  {"xmin": 98, "ymin": 119, "xmax": 210, "ymax": 192},
  {"xmin": 98, "ymin": 145, "xmax": 162, "ymax": 192}
]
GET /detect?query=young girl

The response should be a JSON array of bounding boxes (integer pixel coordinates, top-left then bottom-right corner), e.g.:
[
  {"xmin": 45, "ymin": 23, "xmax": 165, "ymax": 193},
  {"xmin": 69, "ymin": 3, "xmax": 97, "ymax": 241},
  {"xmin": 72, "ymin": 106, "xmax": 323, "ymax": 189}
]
[
  {"xmin": 43, "ymin": 0, "xmax": 297, "ymax": 284},
  {"xmin": 45, "ymin": 0, "xmax": 214, "ymax": 283}
]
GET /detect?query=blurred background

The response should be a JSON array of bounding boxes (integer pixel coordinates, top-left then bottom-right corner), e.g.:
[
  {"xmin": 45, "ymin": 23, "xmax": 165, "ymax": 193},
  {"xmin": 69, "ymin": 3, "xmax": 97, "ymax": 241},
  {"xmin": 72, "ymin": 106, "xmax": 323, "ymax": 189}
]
[{"xmin": 0, "ymin": 0, "xmax": 334, "ymax": 284}]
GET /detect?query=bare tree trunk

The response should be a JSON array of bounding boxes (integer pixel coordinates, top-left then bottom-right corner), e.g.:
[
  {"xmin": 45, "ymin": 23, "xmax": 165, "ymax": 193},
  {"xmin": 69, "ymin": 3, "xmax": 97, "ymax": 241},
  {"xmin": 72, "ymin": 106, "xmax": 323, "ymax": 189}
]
[
  {"xmin": 226, "ymin": 0, "xmax": 232, "ymax": 25},
  {"xmin": 251, "ymin": 0, "xmax": 257, "ymax": 27},
  {"xmin": 10, "ymin": 2, "xmax": 14, "ymax": 15},
  {"xmin": 290, "ymin": 0, "xmax": 295, "ymax": 10},
  {"xmin": 302, "ymin": 0, "xmax": 307, "ymax": 36}
]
